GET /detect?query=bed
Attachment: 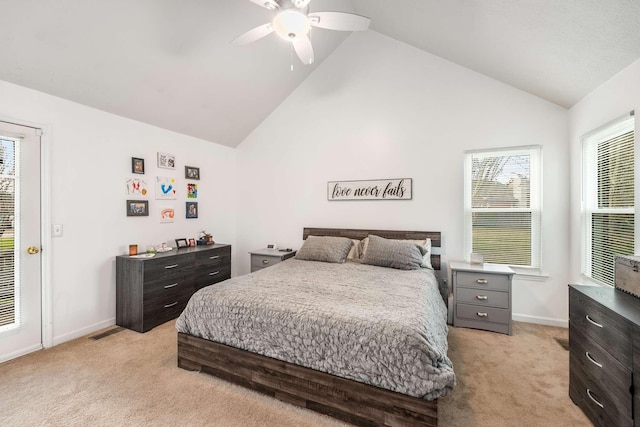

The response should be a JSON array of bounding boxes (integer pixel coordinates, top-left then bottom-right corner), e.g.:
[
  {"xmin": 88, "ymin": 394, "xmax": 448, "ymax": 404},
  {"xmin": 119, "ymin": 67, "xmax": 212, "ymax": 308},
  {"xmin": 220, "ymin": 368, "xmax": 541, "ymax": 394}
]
[{"xmin": 176, "ymin": 228, "xmax": 454, "ymax": 426}]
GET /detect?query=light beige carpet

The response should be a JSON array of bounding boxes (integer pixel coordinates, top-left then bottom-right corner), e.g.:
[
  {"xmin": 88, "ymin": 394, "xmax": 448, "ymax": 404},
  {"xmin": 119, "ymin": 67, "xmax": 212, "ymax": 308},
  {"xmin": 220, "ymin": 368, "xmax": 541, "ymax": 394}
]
[{"xmin": 0, "ymin": 321, "xmax": 591, "ymax": 426}]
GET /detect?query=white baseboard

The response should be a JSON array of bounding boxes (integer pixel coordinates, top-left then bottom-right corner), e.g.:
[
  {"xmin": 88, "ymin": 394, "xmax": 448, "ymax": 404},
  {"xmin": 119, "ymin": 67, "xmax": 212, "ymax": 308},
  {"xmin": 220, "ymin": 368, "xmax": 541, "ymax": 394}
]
[
  {"xmin": 513, "ymin": 313, "xmax": 568, "ymax": 328},
  {"xmin": 52, "ymin": 318, "xmax": 116, "ymax": 347},
  {"xmin": 0, "ymin": 343, "xmax": 43, "ymax": 364}
]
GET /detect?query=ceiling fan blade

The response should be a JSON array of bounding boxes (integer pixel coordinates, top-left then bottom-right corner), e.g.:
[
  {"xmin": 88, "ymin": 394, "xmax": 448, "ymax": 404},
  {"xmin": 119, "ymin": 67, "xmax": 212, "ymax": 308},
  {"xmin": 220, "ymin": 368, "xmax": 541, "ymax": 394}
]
[
  {"xmin": 231, "ymin": 23, "xmax": 274, "ymax": 46},
  {"xmin": 293, "ymin": 35, "xmax": 314, "ymax": 65},
  {"xmin": 308, "ymin": 12, "xmax": 370, "ymax": 31},
  {"xmin": 248, "ymin": 0, "xmax": 279, "ymax": 10}
]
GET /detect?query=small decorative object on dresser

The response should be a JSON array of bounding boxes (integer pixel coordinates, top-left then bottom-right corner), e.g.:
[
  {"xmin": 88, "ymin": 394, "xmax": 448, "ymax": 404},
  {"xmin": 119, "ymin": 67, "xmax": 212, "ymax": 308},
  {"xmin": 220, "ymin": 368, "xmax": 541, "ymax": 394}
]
[
  {"xmin": 175, "ymin": 238, "xmax": 188, "ymax": 248},
  {"xmin": 568, "ymin": 284, "xmax": 640, "ymax": 427},
  {"xmin": 249, "ymin": 248, "xmax": 296, "ymax": 273},
  {"xmin": 116, "ymin": 244, "xmax": 231, "ymax": 332},
  {"xmin": 451, "ymin": 261, "xmax": 514, "ymax": 335}
]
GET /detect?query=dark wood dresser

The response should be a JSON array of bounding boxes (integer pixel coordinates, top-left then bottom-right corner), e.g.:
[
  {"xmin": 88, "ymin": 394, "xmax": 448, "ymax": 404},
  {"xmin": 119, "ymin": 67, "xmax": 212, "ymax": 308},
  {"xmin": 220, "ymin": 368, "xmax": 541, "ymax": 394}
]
[
  {"xmin": 116, "ymin": 244, "xmax": 231, "ymax": 332},
  {"xmin": 569, "ymin": 284, "xmax": 640, "ymax": 426}
]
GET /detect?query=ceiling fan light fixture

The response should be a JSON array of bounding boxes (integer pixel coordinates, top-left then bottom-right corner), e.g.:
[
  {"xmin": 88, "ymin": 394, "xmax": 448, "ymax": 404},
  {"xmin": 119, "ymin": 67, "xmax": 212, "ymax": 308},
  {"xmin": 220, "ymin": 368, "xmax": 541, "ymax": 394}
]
[{"xmin": 273, "ymin": 10, "xmax": 310, "ymax": 41}]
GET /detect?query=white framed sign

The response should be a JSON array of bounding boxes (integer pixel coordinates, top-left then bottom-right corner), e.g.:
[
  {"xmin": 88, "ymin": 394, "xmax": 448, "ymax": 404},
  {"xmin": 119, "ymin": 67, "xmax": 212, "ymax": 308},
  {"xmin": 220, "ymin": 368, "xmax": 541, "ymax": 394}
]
[{"xmin": 327, "ymin": 178, "xmax": 412, "ymax": 201}]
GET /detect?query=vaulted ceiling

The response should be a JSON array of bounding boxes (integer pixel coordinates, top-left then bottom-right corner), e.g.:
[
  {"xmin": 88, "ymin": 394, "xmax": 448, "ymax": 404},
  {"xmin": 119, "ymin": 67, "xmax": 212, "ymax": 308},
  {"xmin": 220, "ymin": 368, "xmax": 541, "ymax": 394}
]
[{"xmin": 1, "ymin": 0, "xmax": 639, "ymax": 147}]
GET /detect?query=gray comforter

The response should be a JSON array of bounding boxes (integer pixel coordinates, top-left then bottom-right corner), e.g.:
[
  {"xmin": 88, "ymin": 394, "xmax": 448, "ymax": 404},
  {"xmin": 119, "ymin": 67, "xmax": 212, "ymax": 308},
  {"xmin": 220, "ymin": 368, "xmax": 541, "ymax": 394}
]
[{"xmin": 176, "ymin": 259, "xmax": 455, "ymax": 400}]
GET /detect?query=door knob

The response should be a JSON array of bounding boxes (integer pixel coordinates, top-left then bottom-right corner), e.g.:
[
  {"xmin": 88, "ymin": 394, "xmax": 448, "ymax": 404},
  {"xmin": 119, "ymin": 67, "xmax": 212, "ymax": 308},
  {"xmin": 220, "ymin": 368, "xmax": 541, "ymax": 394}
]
[{"xmin": 27, "ymin": 246, "xmax": 40, "ymax": 254}]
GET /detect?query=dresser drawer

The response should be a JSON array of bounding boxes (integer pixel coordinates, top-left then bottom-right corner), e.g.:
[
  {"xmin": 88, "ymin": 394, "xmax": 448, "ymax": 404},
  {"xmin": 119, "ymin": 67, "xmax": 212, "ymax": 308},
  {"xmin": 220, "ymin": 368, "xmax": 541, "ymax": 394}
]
[
  {"xmin": 569, "ymin": 359, "xmax": 633, "ymax": 427},
  {"xmin": 144, "ymin": 277, "xmax": 193, "ymax": 301},
  {"xmin": 569, "ymin": 327, "xmax": 632, "ymax": 417},
  {"xmin": 456, "ymin": 287, "xmax": 509, "ymax": 309},
  {"xmin": 196, "ymin": 246, "xmax": 231, "ymax": 268},
  {"xmin": 143, "ymin": 292, "xmax": 191, "ymax": 331},
  {"xmin": 455, "ymin": 271, "xmax": 510, "ymax": 291},
  {"xmin": 569, "ymin": 287, "xmax": 633, "ymax": 368},
  {"xmin": 194, "ymin": 264, "xmax": 231, "ymax": 290},
  {"xmin": 144, "ymin": 253, "xmax": 194, "ymax": 282}
]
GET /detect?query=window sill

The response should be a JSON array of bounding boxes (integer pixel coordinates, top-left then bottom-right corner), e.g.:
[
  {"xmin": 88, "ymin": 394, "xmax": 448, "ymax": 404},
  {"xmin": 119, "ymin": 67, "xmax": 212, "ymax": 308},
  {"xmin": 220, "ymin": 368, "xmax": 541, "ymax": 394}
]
[{"xmin": 510, "ymin": 267, "xmax": 549, "ymax": 281}]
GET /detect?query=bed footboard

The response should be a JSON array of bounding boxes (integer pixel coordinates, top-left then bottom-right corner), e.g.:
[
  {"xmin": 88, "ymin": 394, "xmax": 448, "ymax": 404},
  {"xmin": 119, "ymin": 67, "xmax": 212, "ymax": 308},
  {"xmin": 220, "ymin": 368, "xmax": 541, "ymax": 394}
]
[{"xmin": 177, "ymin": 333, "xmax": 438, "ymax": 426}]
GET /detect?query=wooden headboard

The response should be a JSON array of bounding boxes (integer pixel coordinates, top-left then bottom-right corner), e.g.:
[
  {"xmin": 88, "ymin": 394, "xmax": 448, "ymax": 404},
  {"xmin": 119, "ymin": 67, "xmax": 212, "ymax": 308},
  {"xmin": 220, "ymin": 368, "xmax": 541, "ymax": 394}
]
[{"xmin": 302, "ymin": 227, "xmax": 442, "ymax": 271}]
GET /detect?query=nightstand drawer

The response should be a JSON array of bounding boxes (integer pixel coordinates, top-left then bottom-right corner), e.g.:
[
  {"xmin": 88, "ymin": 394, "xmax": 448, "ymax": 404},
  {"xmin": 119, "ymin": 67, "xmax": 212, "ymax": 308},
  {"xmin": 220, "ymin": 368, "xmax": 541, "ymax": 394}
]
[
  {"xmin": 455, "ymin": 271, "xmax": 510, "ymax": 291},
  {"xmin": 456, "ymin": 287, "xmax": 509, "ymax": 309},
  {"xmin": 456, "ymin": 303, "xmax": 510, "ymax": 324},
  {"xmin": 251, "ymin": 254, "xmax": 282, "ymax": 269}
]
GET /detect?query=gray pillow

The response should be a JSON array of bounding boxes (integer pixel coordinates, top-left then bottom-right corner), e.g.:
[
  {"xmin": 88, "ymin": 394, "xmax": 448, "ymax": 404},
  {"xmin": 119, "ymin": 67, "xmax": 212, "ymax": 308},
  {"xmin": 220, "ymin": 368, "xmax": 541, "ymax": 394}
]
[
  {"xmin": 295, "ymin": 236, "xmax": 352, "ymax": 263},
  {"xmin": 361, "ymin": 234, "xmax": 427, "ymax": 270}
]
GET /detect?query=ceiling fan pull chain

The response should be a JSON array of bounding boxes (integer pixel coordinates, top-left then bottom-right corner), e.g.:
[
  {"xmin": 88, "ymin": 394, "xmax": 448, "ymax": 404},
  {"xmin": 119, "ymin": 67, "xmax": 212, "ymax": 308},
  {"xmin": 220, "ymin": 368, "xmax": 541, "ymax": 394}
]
[{"xmin": 290, "ymin": 43, "xmax": 294, "ymax": 71}]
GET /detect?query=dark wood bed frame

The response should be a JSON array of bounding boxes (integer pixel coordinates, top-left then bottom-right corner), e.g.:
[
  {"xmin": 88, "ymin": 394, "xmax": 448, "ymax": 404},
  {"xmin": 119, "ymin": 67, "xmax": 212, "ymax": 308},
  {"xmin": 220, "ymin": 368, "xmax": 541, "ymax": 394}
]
[{"xmin": 177, "ymin": 228, "xmax": 444, "ymax": 426}]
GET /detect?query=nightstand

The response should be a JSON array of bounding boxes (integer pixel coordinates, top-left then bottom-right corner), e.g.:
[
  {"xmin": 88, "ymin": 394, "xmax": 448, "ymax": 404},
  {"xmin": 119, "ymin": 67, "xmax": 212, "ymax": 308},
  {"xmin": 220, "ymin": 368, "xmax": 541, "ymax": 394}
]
[
  {"xmin": 450, "ymin": 261, "xmax": 514, "ymax": 335},
  {"xmin": 249, "ymin": 248, "xmax": 296, "ymax": 273}
]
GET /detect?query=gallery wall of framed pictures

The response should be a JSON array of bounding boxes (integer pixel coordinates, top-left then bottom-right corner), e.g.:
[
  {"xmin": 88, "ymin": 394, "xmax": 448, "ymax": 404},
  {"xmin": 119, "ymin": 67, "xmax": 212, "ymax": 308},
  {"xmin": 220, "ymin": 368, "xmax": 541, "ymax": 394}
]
[{"xmin": 126, "ymin": 152, "xmax": 201, "ymax": 226}]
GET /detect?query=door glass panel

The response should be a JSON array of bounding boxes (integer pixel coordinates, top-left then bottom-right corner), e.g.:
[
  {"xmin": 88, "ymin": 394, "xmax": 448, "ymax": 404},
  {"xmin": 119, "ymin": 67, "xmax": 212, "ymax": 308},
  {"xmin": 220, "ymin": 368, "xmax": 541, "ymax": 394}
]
[{"xmin": 0, "ymin": 137, "xmax": 17, "ymax": 329}]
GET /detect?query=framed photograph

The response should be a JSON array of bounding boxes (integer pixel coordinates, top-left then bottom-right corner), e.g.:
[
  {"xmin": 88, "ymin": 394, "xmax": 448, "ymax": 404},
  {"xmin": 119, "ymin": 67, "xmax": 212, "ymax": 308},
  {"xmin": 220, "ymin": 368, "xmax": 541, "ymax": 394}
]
[
  {"xmin": 132, "ymin": 157, "xmax": 145, "ymax": 174},
  {"xmin": 185, "ymin": 166, "xmax": 200, "ymax": 180},
  {"xmin": 126, "ymin": 200, "xmax": 149, "ymax": 217},
  {"xmin": 188, "ymin": 238, "xmax": 196, "ymax": 247},
  {"xmin": 175, "ymin": 238, "xmax": 188, "ymax": 249},
  {"xmin": 186, "ymin": 201, "xmax": 198, "ymax": 219},
  {"xmin": 157, "ymin": 152, "xmax": 175, "ymax": 169},
  {"xmin": 187, "ymin": 183, "xmax": 198, "ymax": 199}
]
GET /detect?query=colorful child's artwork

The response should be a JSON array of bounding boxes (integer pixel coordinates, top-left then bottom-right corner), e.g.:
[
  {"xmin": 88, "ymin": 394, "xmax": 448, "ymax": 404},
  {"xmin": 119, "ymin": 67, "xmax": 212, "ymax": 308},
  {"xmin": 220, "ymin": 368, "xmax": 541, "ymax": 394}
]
[
  {"xmin": 126, "ymin": 178, "xmax": 148, "ymax": 196},
  {"xmin": 156, "ymin": 176, "xmax": 177, "ymax": 200},
  {"xmin": 187, "ymin": 183, "xmax": 198, "ymax": 199},
  {"xmin": 160, "ymin": 207, "xmax": 175, "ymax": 223}
]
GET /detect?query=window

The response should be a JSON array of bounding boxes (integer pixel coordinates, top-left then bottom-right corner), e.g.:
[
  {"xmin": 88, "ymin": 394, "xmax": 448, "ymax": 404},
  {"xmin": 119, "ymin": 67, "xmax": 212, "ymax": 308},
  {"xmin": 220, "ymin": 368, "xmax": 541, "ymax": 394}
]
[
  {"xmin": 464, "ymin": 146, "xmax": 542, "ymax": 268},
  {"xmin": 582, "ymin": 113, "xmax": 635, "ymax": 286}
]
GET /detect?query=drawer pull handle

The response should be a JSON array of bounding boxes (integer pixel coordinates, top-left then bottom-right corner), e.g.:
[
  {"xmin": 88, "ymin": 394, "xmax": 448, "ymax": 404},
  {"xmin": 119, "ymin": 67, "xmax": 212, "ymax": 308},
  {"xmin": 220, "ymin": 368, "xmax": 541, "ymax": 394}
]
[
  {"xmin": 586, "ymin": 389, "xmax": 604, "ymax": 409},
  {"xmin": 476, "ymin": 279, "xmax": 488, "ymax": 284},
  {"xmin": 164, "ymin": 283, "xmax": 178, "ymax": 289},
  {"xmin": 476, "ymin": 295, "xmax": 488, "ymax": 300},
  {"xmin": 209, "ymin": 271, "xmax": 220, "ymax": 276},
  {"xmin": 164, "ymin": 301, "xmax": 178, "ymax": 308},
  {"xmin": 585, "ymin": 315, "xmax": 603, "ymax": 328},
  {"xmin": 476, "ymin": 312, "xmax": 488, "ymax": 317},
  {"xmin": 262, "ymin": 260, "xmax": 270, "ymax": 265},
  {"xmin": 585, "ymin": 351, "xmax": 603, "ymax": 368},
  {"xmin": 164, "ymin": 264, "xmax": 179, "ymax": 269},
  {"xmin": 209, "ymin": 255, "xmax": 220, "ymax": 259}
]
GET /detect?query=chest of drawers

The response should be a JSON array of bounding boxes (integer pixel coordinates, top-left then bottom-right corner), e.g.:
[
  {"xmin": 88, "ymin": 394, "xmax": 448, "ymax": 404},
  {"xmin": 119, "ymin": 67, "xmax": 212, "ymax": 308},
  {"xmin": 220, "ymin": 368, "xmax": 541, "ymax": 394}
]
[
  {"xmin": 116, "ymin": 244, "xmax": 231, "ymax": 332},
  {"xmin": 249, "ymin": 248, "xmax": 296, "ymax": 273},
  {"xmin": 569, "ymin": 284, "xmax": 640, "ymax": 427},
  {"xmin": 451, "ymin": 261, "xmax": 514, "ymax": 335}
]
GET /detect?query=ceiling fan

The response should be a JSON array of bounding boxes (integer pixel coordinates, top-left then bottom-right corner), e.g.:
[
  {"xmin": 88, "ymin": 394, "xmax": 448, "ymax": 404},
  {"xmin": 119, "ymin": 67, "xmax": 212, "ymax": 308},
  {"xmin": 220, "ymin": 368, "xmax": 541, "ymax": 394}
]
[{"xmin": 232, "ymin": 0, "xmax": 371, "ymax": 66}]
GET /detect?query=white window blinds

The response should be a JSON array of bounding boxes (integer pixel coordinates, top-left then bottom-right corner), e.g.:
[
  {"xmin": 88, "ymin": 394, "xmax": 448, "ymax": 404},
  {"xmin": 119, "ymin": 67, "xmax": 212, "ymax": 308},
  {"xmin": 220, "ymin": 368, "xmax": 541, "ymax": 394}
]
[
  {"xmin": 0, "ymin": 136, "xmax": 18, "ymax": 330},
  {"xmin": 464, "ymin": 146, "xmax": 542, "ymax": 268},
  {"xmin": 582, "ymin": 113, "xmax": 635, "ymax": 286}
]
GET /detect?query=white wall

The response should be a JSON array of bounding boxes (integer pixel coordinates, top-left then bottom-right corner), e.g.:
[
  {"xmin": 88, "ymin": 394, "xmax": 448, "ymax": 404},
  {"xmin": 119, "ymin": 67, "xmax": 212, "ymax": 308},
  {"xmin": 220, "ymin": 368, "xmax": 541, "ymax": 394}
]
[
  {"xmin": 568, "ymin": 58, "xmax": 640, "ymax": 285},
  {"xmin": 236, "ymin": 31, "xmax": 570, "ymax": 326},
  {"xmin": 0, "ymin": 79, "xmax": 237, "ymax": 346}
]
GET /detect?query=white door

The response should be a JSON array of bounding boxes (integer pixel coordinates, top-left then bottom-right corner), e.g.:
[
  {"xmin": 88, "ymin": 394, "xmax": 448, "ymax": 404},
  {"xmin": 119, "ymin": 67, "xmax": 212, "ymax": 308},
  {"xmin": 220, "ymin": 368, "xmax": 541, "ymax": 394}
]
[{"xmin": 0, "ymin": 121, "xmax": 42, "ymax": 362}]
